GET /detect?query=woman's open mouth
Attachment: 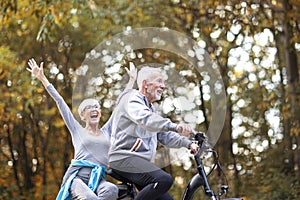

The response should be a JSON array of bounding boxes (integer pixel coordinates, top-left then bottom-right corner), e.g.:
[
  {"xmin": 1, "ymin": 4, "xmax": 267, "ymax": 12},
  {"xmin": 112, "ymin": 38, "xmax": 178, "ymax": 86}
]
[{"xmin": 90, "ymin": 111, "xmax": 99, "ymax": 119}]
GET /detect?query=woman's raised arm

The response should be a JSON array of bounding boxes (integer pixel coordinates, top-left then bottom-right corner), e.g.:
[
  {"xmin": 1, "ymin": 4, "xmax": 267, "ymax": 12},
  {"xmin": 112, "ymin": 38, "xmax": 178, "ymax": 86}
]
[{"xmin": 27, "ymin": 58, "xmax": 80, "ymax": 133}]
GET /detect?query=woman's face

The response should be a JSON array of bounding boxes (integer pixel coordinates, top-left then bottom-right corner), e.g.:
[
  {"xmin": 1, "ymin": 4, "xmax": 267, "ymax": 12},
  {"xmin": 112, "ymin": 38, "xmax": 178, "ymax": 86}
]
[{"xmin": 81, "ymin": 102, "xmax": 101, "ymax": 124}]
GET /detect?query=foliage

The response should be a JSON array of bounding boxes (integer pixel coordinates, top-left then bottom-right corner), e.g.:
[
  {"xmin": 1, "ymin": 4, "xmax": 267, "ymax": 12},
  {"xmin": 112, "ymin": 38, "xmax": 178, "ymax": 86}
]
[{"xmin": 0, "ymin": 0, "xmax": 299, "ymax": 199}]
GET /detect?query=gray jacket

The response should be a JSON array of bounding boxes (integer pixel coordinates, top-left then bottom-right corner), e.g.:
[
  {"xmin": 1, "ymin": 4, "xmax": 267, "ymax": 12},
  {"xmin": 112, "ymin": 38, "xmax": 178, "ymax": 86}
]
[{"xmin": 108, "ymin": 89, "xmax": 192, "ymax": 163}]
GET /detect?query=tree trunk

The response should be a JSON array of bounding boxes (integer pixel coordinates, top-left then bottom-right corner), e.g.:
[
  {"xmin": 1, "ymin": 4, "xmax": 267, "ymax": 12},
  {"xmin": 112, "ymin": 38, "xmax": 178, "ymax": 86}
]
[
  {"xmin": 282, "ymin": 0, "xmax": 300, "ymax": 177},
  {"xmin": 6, "ymin": 122, "xmax": 23, "ymax": 195}
]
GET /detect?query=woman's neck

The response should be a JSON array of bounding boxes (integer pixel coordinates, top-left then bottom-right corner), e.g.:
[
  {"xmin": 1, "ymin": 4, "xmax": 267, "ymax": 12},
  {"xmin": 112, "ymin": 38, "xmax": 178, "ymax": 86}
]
[{"xmin": 85, "ymin": 124, "xmax": 100, "ymax": 135}]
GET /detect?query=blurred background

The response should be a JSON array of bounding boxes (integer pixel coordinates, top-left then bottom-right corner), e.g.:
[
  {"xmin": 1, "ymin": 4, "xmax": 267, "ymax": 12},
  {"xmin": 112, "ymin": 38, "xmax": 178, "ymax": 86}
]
[{"xmin": 0, "ymin": 0, "xmax": 299, "ymax": 199}]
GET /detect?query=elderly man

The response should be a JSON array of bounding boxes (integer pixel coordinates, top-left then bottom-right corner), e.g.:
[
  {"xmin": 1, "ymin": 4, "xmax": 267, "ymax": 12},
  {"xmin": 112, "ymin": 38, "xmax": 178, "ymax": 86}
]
[{"xmin": 108, "ymin": 66, "xmax": 198, "ymax": 200}]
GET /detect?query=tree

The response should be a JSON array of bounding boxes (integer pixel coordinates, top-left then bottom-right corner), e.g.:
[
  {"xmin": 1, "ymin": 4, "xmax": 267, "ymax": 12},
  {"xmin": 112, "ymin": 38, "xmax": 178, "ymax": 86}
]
[{"xmin": 1, "ymin": 0, "xmax": 300, "ymax": 199}]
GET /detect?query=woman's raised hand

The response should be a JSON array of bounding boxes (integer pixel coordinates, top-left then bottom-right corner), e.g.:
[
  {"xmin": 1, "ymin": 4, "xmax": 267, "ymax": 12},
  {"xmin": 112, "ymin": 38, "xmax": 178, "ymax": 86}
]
[
  {"xmin": 27, "ymin": 58, "xmax": 45, "ymax": 80},
  {"xmin": 27, "ymin": 58, "xmax": 50, "ymax": 87},
  {"xmin": 125, "ymin": 62, "xmax": 137, "ymax": 82}
]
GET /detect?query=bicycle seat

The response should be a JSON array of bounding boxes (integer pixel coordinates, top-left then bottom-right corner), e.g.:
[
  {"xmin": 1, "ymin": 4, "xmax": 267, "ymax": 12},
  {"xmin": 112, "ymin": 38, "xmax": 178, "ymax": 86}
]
[{"xmin": 107, "ymin": 169, "xmax": 132, "ymax": 184}]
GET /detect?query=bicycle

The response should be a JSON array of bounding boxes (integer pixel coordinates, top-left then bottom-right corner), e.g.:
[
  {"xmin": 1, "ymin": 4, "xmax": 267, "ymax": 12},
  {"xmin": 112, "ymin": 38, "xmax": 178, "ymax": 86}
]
[
  {"xmin": 107, "ymin": 132, "xmax": 243, "ymax": 200},
  {"xmin": 107, "ymin": 168, "xmax": 137, "ymax": 200}
]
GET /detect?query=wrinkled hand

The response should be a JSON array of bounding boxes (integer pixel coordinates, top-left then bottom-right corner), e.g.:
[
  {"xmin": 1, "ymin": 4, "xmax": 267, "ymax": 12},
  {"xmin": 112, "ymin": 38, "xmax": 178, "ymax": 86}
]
[
  {"xmin": 189, "ymin": 143, "xmax": 199, "ymax": 154},
  {"xmin": 176, "ymin": 124, "xmax": 193, "ymax": 137},
  {"xmin": 27, "ymin": 58, "xmax": 45, "ymax": 80},
  {"xmin": 125, "ymin": 62, "xmax": 137, "ymax": 81}
]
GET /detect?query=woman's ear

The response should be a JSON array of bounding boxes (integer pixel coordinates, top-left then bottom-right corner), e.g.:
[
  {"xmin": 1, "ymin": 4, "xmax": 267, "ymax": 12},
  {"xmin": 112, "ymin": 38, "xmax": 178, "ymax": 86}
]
[{"xmin": 79, "ymin": 111, "xmax": 86, "ymax": 121}]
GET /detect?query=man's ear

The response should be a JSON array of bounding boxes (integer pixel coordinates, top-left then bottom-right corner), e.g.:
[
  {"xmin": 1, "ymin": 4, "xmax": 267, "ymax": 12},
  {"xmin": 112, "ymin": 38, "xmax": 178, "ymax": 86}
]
[{"xmin": 142, "ymin": 80, "xmax": 147, "ymax": 88}]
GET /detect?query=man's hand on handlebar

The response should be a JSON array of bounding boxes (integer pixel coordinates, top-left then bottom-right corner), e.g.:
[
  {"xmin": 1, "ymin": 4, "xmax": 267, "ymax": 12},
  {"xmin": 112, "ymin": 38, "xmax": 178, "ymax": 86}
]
[
  {"xmin": 176, "ymin": 124, "xmax": 193, "ymax": 137},
  {"xmin": 189, "ymin": 143, "xmax": 199, "ymax": 154}
]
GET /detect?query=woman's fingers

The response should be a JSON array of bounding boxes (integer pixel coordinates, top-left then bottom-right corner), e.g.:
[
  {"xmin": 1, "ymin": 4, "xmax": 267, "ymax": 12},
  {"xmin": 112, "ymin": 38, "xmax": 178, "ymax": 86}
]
[
  {"xmin": 125, "ymin": 67, "xmax": 136, "ymax": 80},
  {"xmin": 26, "ymin": 67, "xmax": 32, "ymax": 72},
  {"xmin": 28, "ymin": 58, "xmax": 36, "ymax": 69},
  {"xmin": 27, "ymin": 59, "xmax": 33, "ymax": 71},
  {"xmin": 125, "ymin": 63, "xmax": 137, "ymax": 80},
  {"xmin": 40, "ymin": 62, "xmax": 44, "ymax": 70},
  {"xmin": 27, "ymin": 58, "xmax": 43, "ymax": 70},
  {"xmin": 125, "ymin": 67, "xmax": 129, "ymax": 74}
]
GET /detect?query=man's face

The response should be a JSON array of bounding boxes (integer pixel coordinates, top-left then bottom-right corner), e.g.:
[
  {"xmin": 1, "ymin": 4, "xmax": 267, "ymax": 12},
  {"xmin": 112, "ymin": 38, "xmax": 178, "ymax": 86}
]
[{"xmin": 145, "ymin": 74, "xmax": 165, "ymax": 103}]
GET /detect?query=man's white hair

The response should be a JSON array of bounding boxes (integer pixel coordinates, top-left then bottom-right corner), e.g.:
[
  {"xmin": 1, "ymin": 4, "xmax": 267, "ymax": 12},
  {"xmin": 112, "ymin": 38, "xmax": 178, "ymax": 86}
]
[
  {"xmin": 137, "ymin": 66, "xmax": 162, "ymax": 89},
  {"xmin": 77, "ymin": 98, "xmax": 100, "ymax": 120}
]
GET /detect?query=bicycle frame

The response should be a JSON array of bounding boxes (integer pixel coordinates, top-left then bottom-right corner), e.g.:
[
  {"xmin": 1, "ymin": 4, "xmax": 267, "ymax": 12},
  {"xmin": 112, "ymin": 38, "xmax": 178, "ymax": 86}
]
[
  {"xmin": 182, "ymin": 148, "xmax": 224, "ymax": 200},
  {"xmin": 182, "ymin": 132, "xmax": 243, "ymax": 200},
  {"xmin": 107, "ymin": 169, "xmax": 137, "ymax": 200}
]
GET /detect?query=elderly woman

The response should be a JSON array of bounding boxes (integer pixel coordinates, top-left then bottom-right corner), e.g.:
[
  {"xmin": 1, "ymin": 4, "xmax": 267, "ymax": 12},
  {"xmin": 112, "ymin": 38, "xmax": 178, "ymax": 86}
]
[{"xmin": 27, "ymin": 58, "xmax": 136, "ymax": 200}]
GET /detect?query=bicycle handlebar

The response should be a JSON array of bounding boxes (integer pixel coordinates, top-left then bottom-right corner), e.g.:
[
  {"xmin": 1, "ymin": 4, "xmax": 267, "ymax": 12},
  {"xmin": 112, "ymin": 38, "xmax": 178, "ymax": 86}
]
[{"xmin": 190, "ymin": 132, "xmax": 213, "ymax": 158}]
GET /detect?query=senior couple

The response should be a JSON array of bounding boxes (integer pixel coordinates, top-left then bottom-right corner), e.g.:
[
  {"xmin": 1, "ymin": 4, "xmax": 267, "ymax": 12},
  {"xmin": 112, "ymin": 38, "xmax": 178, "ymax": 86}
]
[{"xmin": 27, "ymin": 58, "xmax": 198, "ymax": 200}]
